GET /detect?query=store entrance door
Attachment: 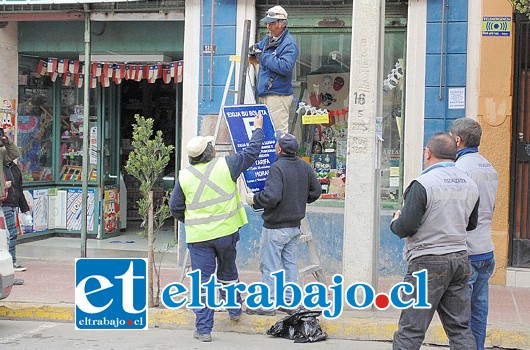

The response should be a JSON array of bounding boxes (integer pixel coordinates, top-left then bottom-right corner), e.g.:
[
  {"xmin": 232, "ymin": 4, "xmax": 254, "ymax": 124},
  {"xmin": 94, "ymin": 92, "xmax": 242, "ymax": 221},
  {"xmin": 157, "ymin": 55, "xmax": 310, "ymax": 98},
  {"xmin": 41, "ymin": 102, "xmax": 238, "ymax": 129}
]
[{"xmin": 120, "ymin": 79, "xmax": 177, "ymax": 222}]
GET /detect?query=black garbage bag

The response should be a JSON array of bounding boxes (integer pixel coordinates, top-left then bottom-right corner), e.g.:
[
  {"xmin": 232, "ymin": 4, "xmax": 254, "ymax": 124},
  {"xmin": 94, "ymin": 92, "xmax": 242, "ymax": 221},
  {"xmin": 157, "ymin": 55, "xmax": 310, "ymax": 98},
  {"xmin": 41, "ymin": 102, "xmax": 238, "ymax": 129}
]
[{"xmin": 266, "ymin": 310, "xmax": 327, "ymax": 343}]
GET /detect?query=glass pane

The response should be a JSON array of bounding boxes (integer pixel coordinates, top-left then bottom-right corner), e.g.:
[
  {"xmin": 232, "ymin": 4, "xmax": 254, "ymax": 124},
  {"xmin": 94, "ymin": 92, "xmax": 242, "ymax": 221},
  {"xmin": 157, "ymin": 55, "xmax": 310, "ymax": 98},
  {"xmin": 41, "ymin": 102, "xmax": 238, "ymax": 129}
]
[
  {"xmin": 17, "ymin": 57, "xmax": 54, "ymax": 182},
  {"xmin": 291, "ymin": 32, "xmax": 351, "ymax": 200},
  {"xmin": 287, "ymin": 28, "xmax": 405, "ymax": 203},
  {"xmin": 58, "ymin": 85, "xmax": 98, "ymax": 182},
  {"xmin": 381, "ymin": 30, "xmax": 406, "ymax": 206},
  {"xmin": 102, "ymin": 86, "xmax": 118, "ymax": 185}
]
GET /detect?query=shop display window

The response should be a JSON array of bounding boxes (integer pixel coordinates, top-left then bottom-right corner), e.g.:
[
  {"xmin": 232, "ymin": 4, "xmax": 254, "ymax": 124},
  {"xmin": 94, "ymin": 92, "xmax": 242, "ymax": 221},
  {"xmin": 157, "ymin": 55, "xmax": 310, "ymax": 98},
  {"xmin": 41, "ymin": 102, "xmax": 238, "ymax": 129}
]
[
  {"xmin": 17, "ymin": 59, "xmax": 54, "ymax": 182},
  {"xmin": 289, "ymin": 32, "xmax": 351, "ymax": 200},
  {"xmin": 59, "ymin": 86, "xmax": 98, "ymax": 182},
  {"xmin": 271, "ymin": 24, "xmax": 405, "ymax": 205},
  {"xmin": 18, "ymin": 56, "xmax": 100, "ymax": 184}
]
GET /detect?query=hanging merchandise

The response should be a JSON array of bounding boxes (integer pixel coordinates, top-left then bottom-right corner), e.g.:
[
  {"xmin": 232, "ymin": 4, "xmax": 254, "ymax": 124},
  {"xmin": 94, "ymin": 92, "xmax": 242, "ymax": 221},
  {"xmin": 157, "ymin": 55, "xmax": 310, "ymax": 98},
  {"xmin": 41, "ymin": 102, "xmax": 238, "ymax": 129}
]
[{"xmin": 34, "ymin": 56, "xmax": 184, "ymax": 88}]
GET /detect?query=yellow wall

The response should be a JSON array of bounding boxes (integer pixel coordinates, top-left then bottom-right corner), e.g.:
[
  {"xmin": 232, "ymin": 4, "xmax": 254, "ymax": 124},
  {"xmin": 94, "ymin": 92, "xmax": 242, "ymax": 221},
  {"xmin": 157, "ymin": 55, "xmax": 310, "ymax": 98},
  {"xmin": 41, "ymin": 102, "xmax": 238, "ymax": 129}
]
[{"xmin": 477, "ymin": 1, "xmax": 514, "ymax": 285}]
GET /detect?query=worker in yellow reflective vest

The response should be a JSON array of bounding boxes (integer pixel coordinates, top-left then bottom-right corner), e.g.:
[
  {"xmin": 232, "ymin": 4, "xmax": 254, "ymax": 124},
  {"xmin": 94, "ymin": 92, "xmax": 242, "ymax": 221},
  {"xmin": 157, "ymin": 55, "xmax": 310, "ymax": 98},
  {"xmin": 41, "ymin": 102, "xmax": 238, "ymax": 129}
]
[{"xmin": 169, "ymin": 113, "xmax": 264, "ymax": 343}]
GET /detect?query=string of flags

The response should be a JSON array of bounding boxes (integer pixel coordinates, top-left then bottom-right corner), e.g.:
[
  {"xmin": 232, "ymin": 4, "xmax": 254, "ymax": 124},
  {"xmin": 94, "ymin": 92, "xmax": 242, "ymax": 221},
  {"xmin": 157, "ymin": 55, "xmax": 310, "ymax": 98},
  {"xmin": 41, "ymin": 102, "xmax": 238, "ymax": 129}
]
[{"xmin": 36, "ymin": 58, "xmax": 184, "ymax": 88}]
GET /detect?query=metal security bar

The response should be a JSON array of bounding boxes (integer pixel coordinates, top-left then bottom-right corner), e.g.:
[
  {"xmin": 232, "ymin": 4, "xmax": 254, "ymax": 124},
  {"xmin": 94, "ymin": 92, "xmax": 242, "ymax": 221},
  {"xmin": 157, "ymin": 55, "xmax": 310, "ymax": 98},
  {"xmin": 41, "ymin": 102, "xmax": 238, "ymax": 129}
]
[{"xmin": 510, "ymin": 13, "xmax": 530, "ymax": 267}]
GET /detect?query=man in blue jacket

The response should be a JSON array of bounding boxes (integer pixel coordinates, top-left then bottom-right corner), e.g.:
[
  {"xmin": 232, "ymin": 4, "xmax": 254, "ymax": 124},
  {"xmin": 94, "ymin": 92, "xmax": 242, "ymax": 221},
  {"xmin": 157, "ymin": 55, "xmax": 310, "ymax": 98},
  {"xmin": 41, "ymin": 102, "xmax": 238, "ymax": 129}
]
[
  {"xmin": 246, "ymin": 131, "xmax": 321, "ymax": 316},
  {"xmin": 249, "ymin": 5, "xmax": 299, "ymax": 133}
]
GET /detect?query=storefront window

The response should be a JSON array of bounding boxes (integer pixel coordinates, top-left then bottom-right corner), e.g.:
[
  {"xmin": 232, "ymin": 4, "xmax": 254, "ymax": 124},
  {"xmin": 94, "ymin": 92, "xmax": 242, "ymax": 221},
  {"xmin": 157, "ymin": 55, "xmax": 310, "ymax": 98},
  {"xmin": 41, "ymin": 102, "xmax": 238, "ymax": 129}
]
[
  {"xmin": 17, "ymin": 56, "xmax": 100, "ymax": 183},
  {"xmin": 381, "ymin": 26, "xmax": 406, "ymax": 206},
  {"xmin": 291, "ymin": 32, "xmax": 351, "ymax": 200},
  {"xmin": 58, "ymin": 85, "xmax": 98, "ymax": 182},
  {"xmin": 17, "ymin": 57, "xmax": 54, "ymax": 182},
  {"xmin": 279, "ymin": 24, "xmax": 405, "ymax": 204}
]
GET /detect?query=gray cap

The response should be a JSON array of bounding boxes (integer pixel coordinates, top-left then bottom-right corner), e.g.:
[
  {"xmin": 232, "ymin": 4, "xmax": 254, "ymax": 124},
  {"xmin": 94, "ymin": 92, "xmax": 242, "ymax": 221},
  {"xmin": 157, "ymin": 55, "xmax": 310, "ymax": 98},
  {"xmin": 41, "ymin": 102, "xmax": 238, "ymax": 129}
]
[
  {"xmin": 261, "ymin": 5, "xmax": 288, "ymax": 23},
  {"xmin": 275, "ymin": 130, "xmax": 299, "ymax": 154}
]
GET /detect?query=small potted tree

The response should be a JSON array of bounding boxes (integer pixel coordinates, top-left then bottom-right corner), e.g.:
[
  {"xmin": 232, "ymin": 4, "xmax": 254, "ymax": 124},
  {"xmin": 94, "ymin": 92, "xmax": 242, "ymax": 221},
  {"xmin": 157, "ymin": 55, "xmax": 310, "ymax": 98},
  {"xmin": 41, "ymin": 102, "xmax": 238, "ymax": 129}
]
[{"xmin": 125, "ymin": 114, "xmax": 175, "ymax": 307}]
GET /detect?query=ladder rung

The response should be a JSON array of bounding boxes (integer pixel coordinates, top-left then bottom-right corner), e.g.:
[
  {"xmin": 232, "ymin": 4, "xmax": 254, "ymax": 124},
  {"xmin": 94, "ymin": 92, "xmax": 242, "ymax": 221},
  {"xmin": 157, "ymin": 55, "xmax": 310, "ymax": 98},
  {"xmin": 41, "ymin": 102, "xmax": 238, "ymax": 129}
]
[{"xmin": 299, "ymin": 265, "xmax": 322, "ymax": 276}]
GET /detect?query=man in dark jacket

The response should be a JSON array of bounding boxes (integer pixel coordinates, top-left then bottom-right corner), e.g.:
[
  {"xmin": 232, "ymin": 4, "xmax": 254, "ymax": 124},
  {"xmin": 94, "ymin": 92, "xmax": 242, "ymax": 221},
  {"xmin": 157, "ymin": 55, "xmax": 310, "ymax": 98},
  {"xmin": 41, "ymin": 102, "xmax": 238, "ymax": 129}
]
[
  {"xmin": 3, "ymin": 159, "xmax": 31, "ymax": 285},
  {"xmin": 249, "ymin": 5, "xmax": 299, "ymax": 133},
  {"xmin": 246, "ymin": 131, "xmax": 321, "ymax": 316}
]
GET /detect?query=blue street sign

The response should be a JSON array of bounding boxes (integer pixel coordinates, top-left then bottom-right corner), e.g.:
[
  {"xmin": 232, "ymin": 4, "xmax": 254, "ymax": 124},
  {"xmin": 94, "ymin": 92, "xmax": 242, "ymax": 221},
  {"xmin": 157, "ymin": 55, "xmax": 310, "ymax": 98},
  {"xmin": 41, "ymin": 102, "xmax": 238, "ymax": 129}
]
[{"xmin": 223, "ymin": 104, "xmax": 276, "ymax": 193}]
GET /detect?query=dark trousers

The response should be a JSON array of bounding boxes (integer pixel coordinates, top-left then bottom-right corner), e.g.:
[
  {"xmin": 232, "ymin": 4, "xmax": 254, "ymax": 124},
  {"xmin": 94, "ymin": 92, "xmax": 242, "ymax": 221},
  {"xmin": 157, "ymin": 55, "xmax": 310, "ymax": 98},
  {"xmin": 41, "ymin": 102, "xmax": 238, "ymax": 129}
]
[
  {"xmin": 393, "ymin": 251, "xmax": 476, "ymax": 350},
  {"xmin": 187, "ymin": 231, "xmax": 242, "ymax": 334}
]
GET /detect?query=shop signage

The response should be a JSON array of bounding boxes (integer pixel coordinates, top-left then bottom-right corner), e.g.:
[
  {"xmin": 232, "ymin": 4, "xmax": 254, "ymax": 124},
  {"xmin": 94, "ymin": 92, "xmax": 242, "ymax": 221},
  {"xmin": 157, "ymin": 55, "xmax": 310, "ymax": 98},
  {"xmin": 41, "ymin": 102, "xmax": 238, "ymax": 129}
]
[
  {"xmin": 482, "ymin": 16, "xmax": 511, "ymax": 37},
  {"xmin": 223, "ymin": 104, "xmax": 276, "ymax": 194},
  {"xmin": 202, "ymin": 45, "xmax": 216, "ymax": 54},
  {"xmin": 302, "ymin": 113, "xmax": 329, "ymax": 125},
  {"xmin": 448, "ymin": 87, "xmax": 465, "ymax": 110}
]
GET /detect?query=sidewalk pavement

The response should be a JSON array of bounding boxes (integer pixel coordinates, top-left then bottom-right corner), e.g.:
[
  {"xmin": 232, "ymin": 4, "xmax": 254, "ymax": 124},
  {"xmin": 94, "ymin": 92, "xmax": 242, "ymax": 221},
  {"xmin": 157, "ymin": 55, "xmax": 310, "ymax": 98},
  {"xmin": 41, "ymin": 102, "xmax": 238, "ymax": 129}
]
[{"xmin": 1, "ymin": 232, "xmax": 529, "ymax": 349}]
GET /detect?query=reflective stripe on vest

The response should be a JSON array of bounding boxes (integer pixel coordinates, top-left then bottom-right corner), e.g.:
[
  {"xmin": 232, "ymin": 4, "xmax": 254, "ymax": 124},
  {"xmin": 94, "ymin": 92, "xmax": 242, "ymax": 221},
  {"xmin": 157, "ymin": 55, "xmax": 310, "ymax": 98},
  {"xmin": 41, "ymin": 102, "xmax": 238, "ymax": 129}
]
[
  {"xmin": 179, "ymin": 157, "xmax": 247, "ymax": 243},
  {"xmin": 185, "ymin": 158, "xmax": 237, "ymax": 211}
]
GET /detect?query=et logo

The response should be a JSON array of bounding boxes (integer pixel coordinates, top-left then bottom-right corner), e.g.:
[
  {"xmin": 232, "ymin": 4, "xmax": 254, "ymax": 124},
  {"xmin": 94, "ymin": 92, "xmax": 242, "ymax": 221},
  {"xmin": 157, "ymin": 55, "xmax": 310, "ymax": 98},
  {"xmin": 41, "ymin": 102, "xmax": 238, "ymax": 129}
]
[{"xmin": 75, "ymin": 258, "xmax": 147, "ymax": 330}]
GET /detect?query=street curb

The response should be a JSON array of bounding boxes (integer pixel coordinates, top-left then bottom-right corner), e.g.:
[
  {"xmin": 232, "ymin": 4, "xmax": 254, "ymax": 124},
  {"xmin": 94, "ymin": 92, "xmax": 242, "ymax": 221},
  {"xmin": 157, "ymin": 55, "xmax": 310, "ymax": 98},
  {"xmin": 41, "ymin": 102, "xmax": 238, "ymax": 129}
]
[
  {"xmin": 1, "ymin": 302, "xmax": 529, "ymax": 349},
  {"xmin": 0, "ymin": 302, "xmax": 74, "ymax": 322}
]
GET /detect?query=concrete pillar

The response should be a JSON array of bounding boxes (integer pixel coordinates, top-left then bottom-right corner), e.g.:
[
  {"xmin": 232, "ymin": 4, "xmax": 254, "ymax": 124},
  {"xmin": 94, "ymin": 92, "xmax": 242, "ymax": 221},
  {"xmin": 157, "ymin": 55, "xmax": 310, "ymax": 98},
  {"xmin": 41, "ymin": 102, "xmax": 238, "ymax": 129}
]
[
  {"xmin": 181, "ymin": 0, "xmax": 201, "ymax": 169},
  {"xmin": 403, "ymin": 0, "xmax": 427, "ymax": 187},
  {"xmin": 0, "ymin": 22, "xmax": 18, "ymax": 102},
  {"xmin": 343, "ymin": 0, "xmax": 384, "ymax": 285}
]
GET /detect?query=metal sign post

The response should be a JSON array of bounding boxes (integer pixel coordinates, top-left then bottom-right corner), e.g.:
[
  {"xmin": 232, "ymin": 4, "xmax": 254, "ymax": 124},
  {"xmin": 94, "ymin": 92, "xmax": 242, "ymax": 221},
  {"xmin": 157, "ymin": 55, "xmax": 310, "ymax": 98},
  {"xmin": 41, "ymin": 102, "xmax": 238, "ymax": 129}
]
[{"xmin": 80, "ymin": 9, "xmax": 91, "ymax": 257}]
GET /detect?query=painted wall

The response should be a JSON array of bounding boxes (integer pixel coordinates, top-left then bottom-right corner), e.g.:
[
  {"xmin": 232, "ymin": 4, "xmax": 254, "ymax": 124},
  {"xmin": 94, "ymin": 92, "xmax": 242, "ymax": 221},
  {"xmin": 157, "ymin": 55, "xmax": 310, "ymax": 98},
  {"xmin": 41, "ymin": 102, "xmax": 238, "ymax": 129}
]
[
  {"xmin": 424, "ymin": 0, "xmax": 468, "ymax": 141},
  {"xmin": 179, "ymin": 208, "xmax": 407, "ymax": 278},
  {"xmin": 0, "ymin": 22, "xmax": 19, "ymax": 101},
  {"xmin": 196, "ymin": 0, "xmax": 237, "ymax": 129},
  {"xmin": 18, "ymin": 21, "xmax": 184, "ymax": 57},
  {"xmin": 477, "ymin": 0, "xmax": 513, "ymax": 285}
]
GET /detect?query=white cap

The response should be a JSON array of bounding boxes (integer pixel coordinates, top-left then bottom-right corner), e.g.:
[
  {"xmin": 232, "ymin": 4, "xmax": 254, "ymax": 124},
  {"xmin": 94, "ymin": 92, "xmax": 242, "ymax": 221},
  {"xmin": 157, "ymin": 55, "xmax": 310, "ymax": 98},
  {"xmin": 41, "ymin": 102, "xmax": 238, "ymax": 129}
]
[
  {"xmin": 186, "ymin": 135, "xmax": 214, "ymax": 157},
  {"xmin": 261, "ymin": 5, "xmax": 288, "ymax": 23}
]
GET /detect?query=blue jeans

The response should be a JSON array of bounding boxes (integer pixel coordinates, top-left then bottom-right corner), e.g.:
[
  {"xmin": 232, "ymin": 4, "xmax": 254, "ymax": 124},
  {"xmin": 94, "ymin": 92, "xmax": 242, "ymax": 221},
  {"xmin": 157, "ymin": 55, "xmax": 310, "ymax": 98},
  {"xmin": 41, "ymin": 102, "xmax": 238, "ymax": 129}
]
[
  {"xmin": 259, "ymin": 226, "xmax": 300, "ymax": 302},
  {"xmin": 187, "ymin": 231, "xmax": 242, "ymax": 334},
  {"xmin": 3, "ymin": 207, "xmax": 18, "ymax": 264},
  {"xmin": 469, "ymin": 258, "xmax": 495, "ymax": 350},
  {"xmin": 393, "ymin": 251, "xmax": 476, "ymax": 350}
]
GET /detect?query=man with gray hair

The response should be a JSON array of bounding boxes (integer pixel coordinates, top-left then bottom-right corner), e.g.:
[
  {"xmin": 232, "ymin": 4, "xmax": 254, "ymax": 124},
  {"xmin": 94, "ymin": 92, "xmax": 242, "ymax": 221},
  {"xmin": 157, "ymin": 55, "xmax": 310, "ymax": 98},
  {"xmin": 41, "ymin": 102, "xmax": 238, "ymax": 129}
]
[
  {"xmin": 391, "ymin": 132, "xmax": 479, "ymax": 350},
  {"xmin": 248, "ymin": 5, "xmax": 298, "ymax": 133},
  {"xmin": 450, "ymin": 118, "xmax": 498, "ymax": 350}
]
